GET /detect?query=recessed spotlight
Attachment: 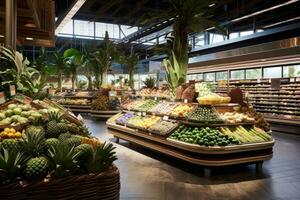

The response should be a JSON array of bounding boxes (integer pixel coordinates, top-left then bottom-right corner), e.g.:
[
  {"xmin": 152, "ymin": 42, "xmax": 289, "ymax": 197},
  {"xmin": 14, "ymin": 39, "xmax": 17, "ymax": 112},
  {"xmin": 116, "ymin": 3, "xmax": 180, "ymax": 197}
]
[
  {"xmin": 25, "ymin": 37, "xmax": 34, "ymax": 40},
  {"xmin": 0, "ymin": 35, "xmax": 4, "ymax": 38},
  {"xmin": 209, "ymin": 3, "xmax": 215, "ymax": 7}
]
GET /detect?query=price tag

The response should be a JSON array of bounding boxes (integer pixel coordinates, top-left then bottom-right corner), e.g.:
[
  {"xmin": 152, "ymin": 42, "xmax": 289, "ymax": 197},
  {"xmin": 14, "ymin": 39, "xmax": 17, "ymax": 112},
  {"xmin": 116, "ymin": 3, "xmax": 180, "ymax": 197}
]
[
  {"xmin": 257, "ymin": 79, "xmax": 261, "ymax": 83},
  {"xmin": 141, "ymin": 96, "xmax": 145, "ymax": 100},
  {"xmin": 142, "ymin": 112, "xmax": 146, "ymax": 116},
  {"xmin": 48, "ymin": 88, "xmax": 56, "ymax": 96},
  {"xmin": 9, "ymin": 85, "xmax": 16, "ymax": 96},
  {"xmin": 137, "ymin": 112, "xmax": 142, "ymax": 116},
  {"xmin": 163, "ymin": 115, "xmax": 169, "ymax": 121},
  {"xmin": 290, "ymin": 78, "xmax": 295, "ymax": 83},
  {"xmin": 109, "ymin": 91, "xmax": 117, "ymax": 97},
  {"xmin": 296, "ymin": 77, "xmax": 300, "ymax": 82},
  {"xmin": 184, "ymin": 99, "xmax": 188, "ymax": 103},
  {"xmin": 0, "ymin": 92, "xmax": 5, "ymax": 104},
  {"xmin": 154, "ymin": 97, "xmax": 158, "ymax": 100}
]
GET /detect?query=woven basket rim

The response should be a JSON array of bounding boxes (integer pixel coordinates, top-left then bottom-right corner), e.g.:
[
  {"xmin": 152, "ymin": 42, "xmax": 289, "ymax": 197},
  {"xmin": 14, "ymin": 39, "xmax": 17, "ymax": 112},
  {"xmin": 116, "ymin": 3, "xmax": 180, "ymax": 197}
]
[{"xmin": 0, "ymin": 164, "xmax": 119, "ymax": 190}]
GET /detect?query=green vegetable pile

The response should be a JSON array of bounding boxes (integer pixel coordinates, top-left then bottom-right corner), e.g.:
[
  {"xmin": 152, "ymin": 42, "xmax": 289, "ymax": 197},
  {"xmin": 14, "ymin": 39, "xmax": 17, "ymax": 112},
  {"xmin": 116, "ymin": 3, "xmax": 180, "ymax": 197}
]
[
  {"xmin": 169, "ymin": 125, "xmax": 239, "ymax": 146},
  {"xmin": 136, "ymin": 99, "xmax": 158, "ymax": 112},
  {"xmin": 0, "ymin": 104, "xmax": 45, "ymax": 126},
  {"xmin": 187, "ymin": 106, "xmax": 223, "ymax": 123}
]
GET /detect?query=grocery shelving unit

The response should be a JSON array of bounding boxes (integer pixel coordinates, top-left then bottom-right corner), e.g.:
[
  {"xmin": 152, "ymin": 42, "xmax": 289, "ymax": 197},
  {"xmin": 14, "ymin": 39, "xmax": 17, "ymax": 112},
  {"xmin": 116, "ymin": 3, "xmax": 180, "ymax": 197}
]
[
  {"xmin": 106, "ymin": 100, "xmax": 275, "ymax": 176},
  {"xmin": 216, "ymin": 78, "xmax": 300, "ymax": 134},
  {"xmin": 51, "ymin": 93, "xmax": 96, "ymax": 113}
]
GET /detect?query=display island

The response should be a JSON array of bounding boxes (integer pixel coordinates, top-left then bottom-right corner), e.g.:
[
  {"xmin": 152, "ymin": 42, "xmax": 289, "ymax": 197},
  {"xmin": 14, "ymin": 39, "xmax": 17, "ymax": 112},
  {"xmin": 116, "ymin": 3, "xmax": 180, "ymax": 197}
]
[{"xmin": 106, "ymin": 92, "xmax": 275, "ymax": 176}]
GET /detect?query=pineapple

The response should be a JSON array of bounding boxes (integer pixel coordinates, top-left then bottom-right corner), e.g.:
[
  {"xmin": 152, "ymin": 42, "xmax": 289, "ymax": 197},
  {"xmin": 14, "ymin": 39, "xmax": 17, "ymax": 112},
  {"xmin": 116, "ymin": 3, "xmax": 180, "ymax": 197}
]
[
  {"xmin": 65, "ymin": 135, "xmax": 82, "ymax": 147},
  {"xmin": 26, "ymin": 125, "xmax": 45, "ymax": 135},
  {"xmin": 21, "ymin": 132, "xmax": 46, "ymax": 157},
  {"xmin": 46, "ymin": 111, "xmax": 63, "ymax": 138},
  {"xmin": 75, "ymin": 144, "xmax": 93, "ymax": 161},
  {"xmin": 1, "ymin": 139, "xmax": 22, "ymax": 151},
  {"xmin": 0, "ymin": 147, "xmax": 28, "ymax": 183},
  {"xmin": 47, "ymin": 141, "xmax": 80, "ymax": 178},
  {"xmin": 26, "ymin": 118, "xmax": 46, "ymax": 135},
  {"xmin": 58, "ymin": 132, "xmax": 72, "ymax": 141},
  {"xmin": 83, "ymin": 142, "xmax": 117, "ymax": 173},
  {"xmin": 45, "ymin": 138, "xmax": 59, "ymax": 150},
  {"xmin": 25, "ymin": 157, "xmax": 49, "ymax": 181},
  {"xmin": 82, "ymin": 137, "xmax": 103, "ymax": 148}
]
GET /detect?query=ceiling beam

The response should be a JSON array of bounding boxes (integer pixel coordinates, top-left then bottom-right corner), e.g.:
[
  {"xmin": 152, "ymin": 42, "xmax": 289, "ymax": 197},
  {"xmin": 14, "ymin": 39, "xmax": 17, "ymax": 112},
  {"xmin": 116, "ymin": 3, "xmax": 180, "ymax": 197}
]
[{"xmin": 92, "ymin": 0, "xmax": 126, "ymax": 21}]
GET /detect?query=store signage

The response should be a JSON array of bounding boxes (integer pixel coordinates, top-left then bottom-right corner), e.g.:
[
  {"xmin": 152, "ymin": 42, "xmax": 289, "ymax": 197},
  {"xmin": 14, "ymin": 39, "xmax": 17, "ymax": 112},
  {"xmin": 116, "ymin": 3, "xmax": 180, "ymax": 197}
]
[
  {"xmin": 0, "ymin": 92, "xmax": 5, "ymax": 104},
  {"xmin": 9, "ymin": 85, "xmax": 16, "ymax": 96}
]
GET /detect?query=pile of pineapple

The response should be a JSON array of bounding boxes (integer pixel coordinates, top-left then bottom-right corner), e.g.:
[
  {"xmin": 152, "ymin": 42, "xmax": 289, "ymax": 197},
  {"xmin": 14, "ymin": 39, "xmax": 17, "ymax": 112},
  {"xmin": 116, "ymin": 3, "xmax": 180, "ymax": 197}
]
[{"xmin": 0, "ymin": 111, "xmax": 117, "ymax": 185}]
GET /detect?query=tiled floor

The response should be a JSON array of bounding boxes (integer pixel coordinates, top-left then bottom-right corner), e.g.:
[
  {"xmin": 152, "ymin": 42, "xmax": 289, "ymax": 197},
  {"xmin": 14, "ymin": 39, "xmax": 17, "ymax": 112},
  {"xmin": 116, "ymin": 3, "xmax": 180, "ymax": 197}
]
[{"xmin": 85, "ymin": 117, "xmax": 300, "ymax": 200}]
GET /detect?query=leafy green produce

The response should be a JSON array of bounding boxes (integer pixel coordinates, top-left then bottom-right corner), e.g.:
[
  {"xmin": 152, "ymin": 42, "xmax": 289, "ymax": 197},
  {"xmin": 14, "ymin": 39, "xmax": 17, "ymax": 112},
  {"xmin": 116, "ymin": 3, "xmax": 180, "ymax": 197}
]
[
  {"xmin": 169, "ymin": 125, "xmax": 239, "ymax": 146},
  {"xmin": 187, "ymin": 106, "xmax": 223, "ymax": 123},
  {"xmin": 136, "ymin": 99, "xmax": 158, "ymax": 112}
]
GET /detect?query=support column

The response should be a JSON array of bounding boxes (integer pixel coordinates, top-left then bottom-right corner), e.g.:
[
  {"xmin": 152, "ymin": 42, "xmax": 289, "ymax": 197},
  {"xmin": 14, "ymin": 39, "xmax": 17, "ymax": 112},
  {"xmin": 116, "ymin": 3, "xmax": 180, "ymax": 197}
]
[{"xmin": 5, "ymin": 0, "xmax": 17, "ymax": 49}]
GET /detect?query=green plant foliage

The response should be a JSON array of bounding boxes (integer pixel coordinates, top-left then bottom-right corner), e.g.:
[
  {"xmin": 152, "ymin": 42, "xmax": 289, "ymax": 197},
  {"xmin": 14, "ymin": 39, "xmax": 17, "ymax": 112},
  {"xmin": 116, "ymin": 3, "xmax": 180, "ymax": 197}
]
[
  {"xmin": 52, "ymin": 51, "xmax": 67, "ymax": 92},
  {"xmin": 143, "ymin": 77, "xmax": 156, "ymax": 88},
  {"xmin": 163, "ymin": 51, "xmax": 186, "ymax": 97},
  {"xmin": 21, "ymin": 131, "xmax": 46, "ymax": 157},
  {"xmin": 0, "ymin": 47, "xmax": 49, "ymax": 99},
  {"xmin": 83, "ymin": 142, "xmax": 117, "ymax": 173},
  {"xmin": 47, "ymin": 141, "xmax": 81, "ymax": 178},
  {"xmin": 0, "ymin": 148, "xmax": 28, "ymax": 184},
  {"xmin": 119, "ymin": 53, "xmax": 139, "ymax": 89},
  {"xmin": 91, "ymin": 31, "xmax": 119, "ymax": 88},
  {"xmin": 64, "ymin": 48, "xmax": 82, "ymax": 90}
]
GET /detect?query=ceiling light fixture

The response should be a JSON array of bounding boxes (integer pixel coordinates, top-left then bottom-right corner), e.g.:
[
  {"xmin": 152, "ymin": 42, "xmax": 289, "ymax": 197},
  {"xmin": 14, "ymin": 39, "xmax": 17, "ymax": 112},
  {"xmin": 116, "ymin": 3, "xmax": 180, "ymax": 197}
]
[
  {"xmin": 263, "ymin": 16, "xmax": 300, "ymax": 28},
  {"xmin": 208, "ymin": 3, "xmax": 215, "ymax": 7},
  {"xmin": 25, "ymin": 37, "xmax": 34, "ymax": 40},
  {"xmin": 55, "ymin": 0, "xmax": 86, "ymax": 35},
  {"xmin": 0, "ymin": 35, "xmax": 4, "ymax": 38},
  {"xmin": 24, "ymin": 23, "xmax": 36, "ymax": 28}
]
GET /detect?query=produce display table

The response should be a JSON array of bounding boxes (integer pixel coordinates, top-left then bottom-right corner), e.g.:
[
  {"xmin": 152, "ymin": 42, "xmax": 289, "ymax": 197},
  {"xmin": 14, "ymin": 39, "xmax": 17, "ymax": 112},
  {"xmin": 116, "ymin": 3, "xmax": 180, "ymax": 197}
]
[{"xmin": 106, "ymin": 96, "xmax": 275, "ymax": 176}]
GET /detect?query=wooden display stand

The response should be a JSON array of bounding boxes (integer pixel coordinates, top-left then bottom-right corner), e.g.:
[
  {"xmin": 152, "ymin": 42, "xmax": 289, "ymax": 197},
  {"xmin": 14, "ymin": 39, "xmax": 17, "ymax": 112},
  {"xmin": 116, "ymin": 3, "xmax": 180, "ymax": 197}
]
[
  {"xmin": 106, "ymin": 121, "xmax": 274, "ymax": 176},
  {"xmin": 61, "ymin": 104, "xmax": 91, "ymax": 113}
]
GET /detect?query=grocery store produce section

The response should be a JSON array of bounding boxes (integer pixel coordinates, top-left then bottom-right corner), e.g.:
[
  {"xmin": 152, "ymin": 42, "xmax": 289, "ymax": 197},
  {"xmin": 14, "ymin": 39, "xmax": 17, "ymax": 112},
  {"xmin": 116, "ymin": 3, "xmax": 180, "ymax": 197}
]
[{"xmin": 106, "ymin": 95, "xmax": 275, "ymax": 172}]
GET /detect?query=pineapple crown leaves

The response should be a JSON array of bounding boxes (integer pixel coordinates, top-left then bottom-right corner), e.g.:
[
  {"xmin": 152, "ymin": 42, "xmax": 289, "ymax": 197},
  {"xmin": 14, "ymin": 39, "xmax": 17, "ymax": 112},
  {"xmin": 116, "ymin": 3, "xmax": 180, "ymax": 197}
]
[
  {"xmin": 0, "ymin": 147, "xmax": 29, "ymax": 183},
  {"xmin": 47, "ymin": 142, "xmax": 81, "ymax": 178},
  {"xmin": 84, "ymin": 142, "xmax": 117, "ymax": 173},
  {"xmin": 21, "ymin": 132, "xmax": 46, "ymax": 157},
  {"xmin": 47, "ymin": 111, "xmax": 63, "ymax": 122}
]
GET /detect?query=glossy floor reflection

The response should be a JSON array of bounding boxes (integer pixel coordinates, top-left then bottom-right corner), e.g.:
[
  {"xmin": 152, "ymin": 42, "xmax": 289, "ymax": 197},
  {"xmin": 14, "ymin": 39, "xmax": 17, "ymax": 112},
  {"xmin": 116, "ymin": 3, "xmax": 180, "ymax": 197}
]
[{"xmin": 85, "ymin": 117, "xmax": 300, "ymax": 200}]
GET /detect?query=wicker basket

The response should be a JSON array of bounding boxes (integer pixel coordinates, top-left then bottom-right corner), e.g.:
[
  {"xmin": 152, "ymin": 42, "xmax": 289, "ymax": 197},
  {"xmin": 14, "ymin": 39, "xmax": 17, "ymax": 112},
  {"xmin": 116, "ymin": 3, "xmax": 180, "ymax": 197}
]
[{"xmin": 0, "ymin": 165, "xmax": 120, "ymax": 200}]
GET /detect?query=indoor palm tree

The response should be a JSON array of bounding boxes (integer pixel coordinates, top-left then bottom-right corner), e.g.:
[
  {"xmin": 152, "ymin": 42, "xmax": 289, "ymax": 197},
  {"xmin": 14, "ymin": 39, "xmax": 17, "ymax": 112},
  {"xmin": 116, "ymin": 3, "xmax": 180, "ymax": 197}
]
[
  {"xmin": 80, "ymin": 48, "xmax": 96, "ymax": 90},
  {"xmin": 52, "ymin": 51, "xmax": 67, "ymax": 91},
  {"xmin": 140, "ymin": 0, "xmax": 217, "ymax": 95},
  {"xmin": 92, "ymin": 31, "xmax": 119, "ymax": 88},
  {"xmin": 119, "ymin": 53, "xmax": 139, "ymax": 89},
  {"xmin": 64, "ymin": 48, "xmax": 82, "ymax": 91}
]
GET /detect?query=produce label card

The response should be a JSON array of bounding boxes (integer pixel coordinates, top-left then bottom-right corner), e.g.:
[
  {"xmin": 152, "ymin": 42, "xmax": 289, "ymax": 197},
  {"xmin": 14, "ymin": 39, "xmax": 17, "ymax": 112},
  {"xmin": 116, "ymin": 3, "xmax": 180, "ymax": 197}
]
[
  {"xmin": 9, "ymin": 85, "xmax": 16, "ymax": 96},
  {"xmin": 0, "ymin": 92, "xmax": 5, "ymax": 104}
]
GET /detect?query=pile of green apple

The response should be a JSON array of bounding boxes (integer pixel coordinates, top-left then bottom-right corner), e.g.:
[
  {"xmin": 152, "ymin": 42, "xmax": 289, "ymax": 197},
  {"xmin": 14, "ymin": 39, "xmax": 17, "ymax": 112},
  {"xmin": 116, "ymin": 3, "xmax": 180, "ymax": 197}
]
[{"xmin": 0, "ymin": 104, "xmax": 47, "ymax": 126}]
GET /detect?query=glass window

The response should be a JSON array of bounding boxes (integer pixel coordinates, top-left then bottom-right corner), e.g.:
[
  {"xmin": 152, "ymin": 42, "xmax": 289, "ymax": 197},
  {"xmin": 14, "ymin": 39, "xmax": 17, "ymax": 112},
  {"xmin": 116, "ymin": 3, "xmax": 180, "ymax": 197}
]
[
  {"xmin": 195, "ymin": 34, "xmax": 204, "ymax": 47},
  {"xmin": 216, "ymin": 71, "xmax": 228, "ymax": 80},
  {"xmin": 263, "ymin": 67, "xmax": 282, "ymax": 78},
  {"xmin": 230, "ymin": 70, "xmax": 245, "ymax": 80},
  {"xmin": 196, "ymin": 73, "xmax": 204, "ymax": 80},
  {"xmin": 120, "ymin": 25, "xmax": 138, "ymax": 37},
  {"xmin": 229, "ymin": 32, "xmax": 239, "ymax": 39},
  {"xmin": 209, "ymin": 33, "xmax": 225, "ymax": 44},
  {"xmin": 283, "ymin": 65, "xmax": 300, "ymax": 77},
  {"xmin": 60, "ymin": 20, "xmax": 73, "ymax": 34},
  {"xmin": 240, "ymin": 30, "xmax": 254, "ymax": 37},
  {"xmin": 95, "ymin": 22, "xmax": 107, "ymax": 38},
  {"xmin": 246, "ymin": 68, "xmax": 262, "ymax": 79},
  {"xmin": 74, "ymin": 20, "xmax": 94, "ymax": 36},
  {"xmin": 204, "ymin": 72, "xmax": 215, "ymax": 81}
]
